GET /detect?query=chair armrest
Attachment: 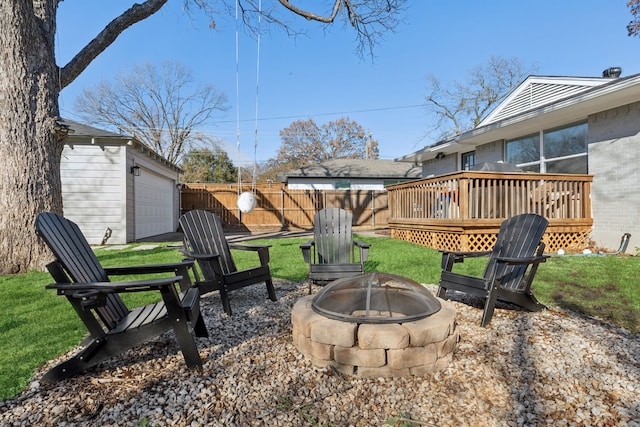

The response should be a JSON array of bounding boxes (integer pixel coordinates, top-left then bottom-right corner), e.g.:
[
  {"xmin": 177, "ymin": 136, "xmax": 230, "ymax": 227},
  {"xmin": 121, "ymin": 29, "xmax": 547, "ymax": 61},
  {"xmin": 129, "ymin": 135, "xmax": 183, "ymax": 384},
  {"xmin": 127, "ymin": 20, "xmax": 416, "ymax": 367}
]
[
  {"xmin": 228, "ymin": 243, "xmax": 271, "ymax": 251},
  {"xmin": 442, "ymin": 250, "xmax": 492, "ymax": 259},
  {"xmin": 495, "ymin": 255, "xmax": 549, "ymax": 265},
  {"xmin": 300, "ymin": 240, "xmax": 315, "ymax": 264},
  {"xmin": 353, "ymin": 240, "xmax": 370, "ymax": 249},
  {"xmin": 440, "ymin": 250, "xmax": 492, "ymax": 271},
  {"xmin": 299, "ymin": 240, "xmax": 314, "ymax": 250},
  {"xmin": 353, "ymin": 240, "xmax": 371, "ymax": 263},
  {"xmin": 104, "ymin": 260, "xmax": 194, "ymax": 276},
  {"xmin": 229, "ymin": 243, "xmax": 271, "ymax": 265},
  {"xmin": 181, "ymin": 252, "xmax": 220, "ymax": 262},
  {"xmin": 45, "ymin": 276, "xmax": 183, "ymax": 294}
]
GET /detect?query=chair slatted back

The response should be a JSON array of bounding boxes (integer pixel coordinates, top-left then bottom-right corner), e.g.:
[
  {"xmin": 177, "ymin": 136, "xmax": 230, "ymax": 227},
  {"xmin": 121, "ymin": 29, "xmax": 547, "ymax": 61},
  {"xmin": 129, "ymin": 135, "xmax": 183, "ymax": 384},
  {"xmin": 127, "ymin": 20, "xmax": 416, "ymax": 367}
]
[
  {"xmin": 35, "ymin": 212, "xmax": 129, "ymax": 328},
  {"xmin": 180, "ymin": 210, "xmax": 237, "ymax": 277},
  {"xmin": 314, "ymin": 208, "xmax": 353, "ymax": 265},
  {"xmin": 484, "ymin": 213, "xmax": 548, "ymax": 292}
]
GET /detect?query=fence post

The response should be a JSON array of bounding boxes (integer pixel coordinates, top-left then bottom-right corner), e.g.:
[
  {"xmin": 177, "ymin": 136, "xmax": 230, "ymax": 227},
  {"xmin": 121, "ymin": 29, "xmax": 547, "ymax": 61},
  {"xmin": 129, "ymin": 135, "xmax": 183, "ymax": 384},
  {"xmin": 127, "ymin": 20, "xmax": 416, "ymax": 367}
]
[
  {"xmin": 281, "ymin": 189, "xmax": 285, "ymax": 228},
  {"xmin": 371, "ymin": 190, "xmax": 375, "ymax": 228}
]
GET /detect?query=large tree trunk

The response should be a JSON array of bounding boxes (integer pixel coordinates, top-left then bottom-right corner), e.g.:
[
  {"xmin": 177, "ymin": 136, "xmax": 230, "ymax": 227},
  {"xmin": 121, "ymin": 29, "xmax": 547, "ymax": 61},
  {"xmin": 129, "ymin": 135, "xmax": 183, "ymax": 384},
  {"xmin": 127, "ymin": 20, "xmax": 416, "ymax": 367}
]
[{"xmin": 0, "ymin": 1, "xmax": 64, "ymax": 273}]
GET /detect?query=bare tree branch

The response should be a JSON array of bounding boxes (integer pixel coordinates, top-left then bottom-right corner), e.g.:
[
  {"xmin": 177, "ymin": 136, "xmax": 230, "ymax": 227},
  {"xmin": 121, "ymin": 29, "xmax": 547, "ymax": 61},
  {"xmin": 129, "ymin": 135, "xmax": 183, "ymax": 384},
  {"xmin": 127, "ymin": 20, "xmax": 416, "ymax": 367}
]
[
  {"xmin": 424, "ymin": 55, "xmax": 537, "ymax": 140},
  {"xmin": 628, "ymin": 0, "xmax": 640, "ymax": 36},
  {"xmin": 59, "ymin": 0, "xmax": 169, "ymax": 89},
  {"xmin": 75, "ymin": 61, "xmax": 228, "ymax": 164}
]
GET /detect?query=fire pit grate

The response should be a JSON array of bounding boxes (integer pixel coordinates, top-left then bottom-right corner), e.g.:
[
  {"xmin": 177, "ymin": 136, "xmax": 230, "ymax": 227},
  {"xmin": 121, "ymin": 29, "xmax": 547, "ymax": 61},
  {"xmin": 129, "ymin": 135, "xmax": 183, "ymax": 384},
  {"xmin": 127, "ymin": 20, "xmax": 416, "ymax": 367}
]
[{"xmin": 311, "ymin": 272, "xmax": 441, "ymax": 324}]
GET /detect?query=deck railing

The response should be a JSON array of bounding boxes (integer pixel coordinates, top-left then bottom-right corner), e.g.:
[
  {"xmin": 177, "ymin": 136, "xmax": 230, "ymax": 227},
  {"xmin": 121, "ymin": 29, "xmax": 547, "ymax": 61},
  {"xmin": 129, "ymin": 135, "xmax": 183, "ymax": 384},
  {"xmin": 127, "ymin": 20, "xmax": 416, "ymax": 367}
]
[{"xmin": 386, "ymin": 171, "xmax": 593, "ymax": 252}]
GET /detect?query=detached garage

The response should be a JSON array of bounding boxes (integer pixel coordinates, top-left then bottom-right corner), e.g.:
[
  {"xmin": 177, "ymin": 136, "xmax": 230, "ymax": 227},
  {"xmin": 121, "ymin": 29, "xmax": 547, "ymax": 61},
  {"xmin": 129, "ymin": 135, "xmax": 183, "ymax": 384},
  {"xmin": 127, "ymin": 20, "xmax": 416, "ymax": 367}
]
[{"xmin": 60, "ymin": 119, "xmax": 181, "ymax": 244}]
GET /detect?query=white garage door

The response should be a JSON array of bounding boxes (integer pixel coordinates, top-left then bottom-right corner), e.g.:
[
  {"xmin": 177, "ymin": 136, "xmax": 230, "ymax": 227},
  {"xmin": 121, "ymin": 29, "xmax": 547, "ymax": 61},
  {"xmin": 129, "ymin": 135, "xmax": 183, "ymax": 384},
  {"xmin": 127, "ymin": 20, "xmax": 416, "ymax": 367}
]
[{"xmin": 134, "ymin": 170, "xmax": 175, "ymax": 239}]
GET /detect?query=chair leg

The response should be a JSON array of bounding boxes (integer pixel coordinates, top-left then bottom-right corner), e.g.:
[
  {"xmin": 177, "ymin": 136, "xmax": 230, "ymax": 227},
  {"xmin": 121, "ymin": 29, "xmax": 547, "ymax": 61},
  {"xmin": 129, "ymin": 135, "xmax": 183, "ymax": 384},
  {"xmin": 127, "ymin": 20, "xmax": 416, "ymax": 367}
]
[
  {"xmin": 172, "ymin": 320, "xmax": 203, "ymax": 369},
  {"xmin": 219, "ymin": 287, "xmax": 233, "ymax": 316},
  {"xmin": 161, "ymin": 287, "xmax": 203, "ymax": 369},
  {"xmin": 481, "ymin": 285, "xmax": 499, "ymax": 327},
  {"xmin": 500, "ymin": 291, "xmax": 546, "ymax": 312},
  {"xmin": 436, "ymin": 285, "xmax": 448, "ymax": 299},
  {"xmin": 41, "ymin": 339, "xmax": 105, "ymax": 383},
  {"xmin": 265, "ymin": 278, "xmax": 277, "ymax": 302},
  {"xmin": 193, "ymin": 315, "xmax": 209, "ymax": 338}
]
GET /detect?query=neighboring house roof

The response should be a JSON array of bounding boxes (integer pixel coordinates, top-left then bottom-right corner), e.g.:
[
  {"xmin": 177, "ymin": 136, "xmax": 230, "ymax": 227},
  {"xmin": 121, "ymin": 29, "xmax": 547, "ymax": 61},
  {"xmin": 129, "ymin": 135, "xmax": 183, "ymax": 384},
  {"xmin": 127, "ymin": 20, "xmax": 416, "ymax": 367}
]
[
  {"xmin": 396, "ymin": 71, "xmax": 640, "ymax": 163},
  {"xmin": 61, "ymin": 118, "xmax": 182, "ymax": 172},
  {"xmin": 278, "ymin": 159, "xmax": 422, "ymax": 182}
]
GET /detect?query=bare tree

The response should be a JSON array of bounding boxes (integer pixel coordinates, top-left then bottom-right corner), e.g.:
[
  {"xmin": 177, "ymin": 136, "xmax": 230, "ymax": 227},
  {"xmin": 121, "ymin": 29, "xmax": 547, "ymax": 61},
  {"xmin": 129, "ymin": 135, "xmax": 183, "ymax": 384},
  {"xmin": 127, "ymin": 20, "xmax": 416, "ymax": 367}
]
[
  {"xmin": 424, "ymin": 55, "xmax": 537, "ymax": 139},
  {"xmin": 75, "ymin": 61, "xmax": 227, "ymax": 164},
  {"xmin": 261, "ymin": 117, "xmax": 379, "ymax": 181},
  {"xmin": 0, "ymin": 0, "xmax": 406, "ymax": 274}
]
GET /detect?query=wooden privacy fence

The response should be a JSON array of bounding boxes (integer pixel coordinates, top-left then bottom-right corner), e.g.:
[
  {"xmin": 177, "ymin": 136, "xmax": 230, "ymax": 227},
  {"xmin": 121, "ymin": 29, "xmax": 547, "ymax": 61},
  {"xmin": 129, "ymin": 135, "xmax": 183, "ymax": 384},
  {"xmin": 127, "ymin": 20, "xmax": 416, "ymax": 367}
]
[
  {"xmin": 386, "ymin": 171, "xmax": 594, "ymax": 253},
  {"xmin": 181, "ymin": 183, "xmax": 389, "ymax": 231}
]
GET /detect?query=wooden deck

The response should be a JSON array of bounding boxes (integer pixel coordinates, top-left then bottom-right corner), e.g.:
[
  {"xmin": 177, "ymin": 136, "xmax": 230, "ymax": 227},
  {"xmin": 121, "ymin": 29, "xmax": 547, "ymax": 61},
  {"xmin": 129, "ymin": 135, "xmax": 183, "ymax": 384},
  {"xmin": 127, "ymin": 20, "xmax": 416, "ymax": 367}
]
[{"xmin": 386, "ymin": 171, "xmax": 593, "ymax": 253}]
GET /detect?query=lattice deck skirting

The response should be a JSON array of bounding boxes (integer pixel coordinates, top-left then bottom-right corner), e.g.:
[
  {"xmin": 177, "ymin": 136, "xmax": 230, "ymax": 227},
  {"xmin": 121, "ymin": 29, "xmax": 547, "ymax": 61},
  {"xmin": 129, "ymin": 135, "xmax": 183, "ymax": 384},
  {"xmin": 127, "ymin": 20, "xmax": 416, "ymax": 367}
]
[{"xmin": 391, "ymin": 228, "xmax": 590, "ymax": 254}]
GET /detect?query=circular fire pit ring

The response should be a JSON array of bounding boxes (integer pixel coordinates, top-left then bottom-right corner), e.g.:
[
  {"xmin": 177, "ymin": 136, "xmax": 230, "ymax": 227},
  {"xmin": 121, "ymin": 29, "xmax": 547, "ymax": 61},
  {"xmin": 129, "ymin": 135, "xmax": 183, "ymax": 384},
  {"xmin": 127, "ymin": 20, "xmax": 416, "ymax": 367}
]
[{"xmin": 292, "ymin": 273, "xmax": 459, "ymax": 378}]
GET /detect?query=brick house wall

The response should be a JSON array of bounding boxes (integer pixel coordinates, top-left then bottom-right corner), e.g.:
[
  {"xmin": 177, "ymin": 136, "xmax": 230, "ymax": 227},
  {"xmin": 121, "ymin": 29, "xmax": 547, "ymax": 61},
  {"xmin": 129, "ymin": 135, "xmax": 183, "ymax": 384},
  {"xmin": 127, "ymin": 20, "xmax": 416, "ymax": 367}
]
[{"xmin": 588, "ymin": 101, "xmax": 640, "ymax": 251}]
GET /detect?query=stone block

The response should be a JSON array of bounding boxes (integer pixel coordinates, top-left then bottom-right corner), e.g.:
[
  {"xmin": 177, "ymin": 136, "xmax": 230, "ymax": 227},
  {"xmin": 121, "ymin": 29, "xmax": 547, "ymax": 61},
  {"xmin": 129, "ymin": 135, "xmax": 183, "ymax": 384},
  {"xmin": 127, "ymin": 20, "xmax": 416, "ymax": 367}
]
[
  {"xmin": 311, "ymin": 318, "xmax": 357, "ymax": 347},
  {"xmin": 437, "ymin": 328, "xmax": 460, "ymax": 358},
  {"xmin": 333, "ymin": 363, "xmax": 355, "ymax": 376},
  {"xmin": 387, "ymin": 344, "xmax": 438, "ymax": 369},
  {"xmin": 334, "ymin": 346, "xmax": 386, "ymax": 367},
  {"xmin": 409, "ymin": 362, "xmax": 438, "ymax": 377},
  {"xmin": 402, "ymin": 299, "xmax": 456, "ymax": 346},
  {"xmin": 294, "ymin": 333, "xmax": 311, "ymax": 355},
  {"xmin": 357, "ymin": 365, "xmax": 410, "ymax": 378},
  {"xmin": 308, "ymin": 355, "xmax": 339, "ymax": 370},
  {"xmin": 310, "ymin": 340, "xmax": 333, "ymax": 360},
  {"xmin": 358, "ymin": 323, "xmax": 409, "ymax": 349},
  {"xmin": 434, "ymin": 354, "xmax": 453, "ymax": 371},
  {"xmin": 291, "ymin": 296, "xmax": 325, "ymax": 337}
]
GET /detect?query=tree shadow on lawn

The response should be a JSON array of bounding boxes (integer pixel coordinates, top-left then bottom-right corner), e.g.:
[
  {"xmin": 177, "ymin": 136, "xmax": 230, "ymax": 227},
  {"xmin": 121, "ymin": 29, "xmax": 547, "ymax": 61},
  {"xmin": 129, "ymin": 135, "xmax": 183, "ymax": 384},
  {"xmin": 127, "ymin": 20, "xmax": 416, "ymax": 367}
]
[{"xmin": 550, "ymin": 280, "xmax": 639, "ymax": 335}]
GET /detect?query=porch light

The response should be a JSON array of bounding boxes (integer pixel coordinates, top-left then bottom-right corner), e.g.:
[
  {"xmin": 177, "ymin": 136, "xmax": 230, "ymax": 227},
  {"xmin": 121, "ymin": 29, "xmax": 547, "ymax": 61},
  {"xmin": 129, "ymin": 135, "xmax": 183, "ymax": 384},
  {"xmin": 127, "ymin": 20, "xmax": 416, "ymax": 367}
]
[{"xmin": 130, "ymin": 165, "xmax": 141, "ymax": 176}]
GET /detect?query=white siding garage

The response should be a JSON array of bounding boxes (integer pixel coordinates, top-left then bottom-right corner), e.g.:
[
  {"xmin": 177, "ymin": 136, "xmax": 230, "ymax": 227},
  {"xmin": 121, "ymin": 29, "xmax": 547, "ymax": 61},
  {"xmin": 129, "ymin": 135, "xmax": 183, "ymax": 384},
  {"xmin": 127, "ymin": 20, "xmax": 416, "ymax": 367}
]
[
  {"xmin": 134, "ymin": 168, "xmax": 176, "ymax": 239},
  {"xmin": 61, "ymin": 144, "xmax": 126, "ymax": 244},
  {"xmin": 61, "ymin": 119, "xmax": 182, "ymax": 244}
]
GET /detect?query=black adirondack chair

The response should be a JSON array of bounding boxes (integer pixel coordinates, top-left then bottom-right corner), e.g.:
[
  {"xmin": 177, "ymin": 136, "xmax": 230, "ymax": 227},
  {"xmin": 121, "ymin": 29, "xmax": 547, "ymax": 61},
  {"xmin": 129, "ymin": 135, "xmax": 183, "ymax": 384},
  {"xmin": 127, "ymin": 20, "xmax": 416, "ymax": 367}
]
[
  {"xmin": 436, "ymin": 213, "xmax": 549, "ymax": 327},
  {"xmin": 300, "ymin": 207, "xmax": 371, "ymax": 292},
  {"xmin": 179, "ymin": 210, "xmax": 277, "ymax": 316},
  {"xmin": 35, "ymin": 212, "xmax": 208, "ymax": 383}
]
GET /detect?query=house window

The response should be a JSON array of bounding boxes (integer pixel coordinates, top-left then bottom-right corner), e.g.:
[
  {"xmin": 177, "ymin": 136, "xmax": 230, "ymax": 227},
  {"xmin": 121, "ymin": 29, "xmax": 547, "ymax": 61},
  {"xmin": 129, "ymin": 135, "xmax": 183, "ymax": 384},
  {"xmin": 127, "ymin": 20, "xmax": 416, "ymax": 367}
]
[
  {"xmin": 335, "ymin": 179, "xmax": 351, "ymax": 189},
  {"xmin": 461, "ymin": 151, "xmax": 476, "ymax": 170},
  {"xmin": 505, "ymin": 122, "xmax": 587, "ymax": 173},
  {"xmin": 543, "ymin": 123, "xmax": 588, "ymax": 173},
  {"xmin": 506, "ymin": 133, "xmax": 540, "ymax": 171}
]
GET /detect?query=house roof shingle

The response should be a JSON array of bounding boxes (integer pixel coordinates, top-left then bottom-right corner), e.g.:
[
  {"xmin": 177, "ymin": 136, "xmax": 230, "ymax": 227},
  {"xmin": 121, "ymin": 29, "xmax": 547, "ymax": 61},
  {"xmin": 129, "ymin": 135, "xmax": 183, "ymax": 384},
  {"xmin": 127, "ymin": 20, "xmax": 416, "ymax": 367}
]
[{"xmin": 278, "ymin": 159, "xmax": 421, "ymax": 182}]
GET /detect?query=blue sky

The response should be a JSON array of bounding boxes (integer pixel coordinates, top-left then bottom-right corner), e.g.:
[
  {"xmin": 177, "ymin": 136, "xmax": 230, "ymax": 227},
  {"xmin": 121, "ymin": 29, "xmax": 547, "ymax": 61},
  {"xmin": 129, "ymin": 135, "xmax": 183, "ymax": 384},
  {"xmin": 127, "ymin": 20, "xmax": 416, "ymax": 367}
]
[{"xmin": 56, "ymin": 1, "xmax": 640, "ymax": 167}]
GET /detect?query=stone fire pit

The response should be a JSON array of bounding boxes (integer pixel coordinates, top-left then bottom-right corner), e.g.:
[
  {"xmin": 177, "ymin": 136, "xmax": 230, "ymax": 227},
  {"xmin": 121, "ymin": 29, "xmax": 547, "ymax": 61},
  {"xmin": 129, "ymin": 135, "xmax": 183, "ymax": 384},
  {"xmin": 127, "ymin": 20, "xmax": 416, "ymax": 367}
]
[{"xmin": 291, "ymin": 273, "xmax": 459, "ymax": 378}]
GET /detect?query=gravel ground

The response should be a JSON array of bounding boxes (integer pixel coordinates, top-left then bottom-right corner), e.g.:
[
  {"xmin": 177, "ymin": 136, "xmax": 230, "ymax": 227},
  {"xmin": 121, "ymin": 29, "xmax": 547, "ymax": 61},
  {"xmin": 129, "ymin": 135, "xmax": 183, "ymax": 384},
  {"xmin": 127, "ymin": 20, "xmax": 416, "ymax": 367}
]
[{"xmin": 1, "ymin": 279, "xmax": 638, "ymax": 427}]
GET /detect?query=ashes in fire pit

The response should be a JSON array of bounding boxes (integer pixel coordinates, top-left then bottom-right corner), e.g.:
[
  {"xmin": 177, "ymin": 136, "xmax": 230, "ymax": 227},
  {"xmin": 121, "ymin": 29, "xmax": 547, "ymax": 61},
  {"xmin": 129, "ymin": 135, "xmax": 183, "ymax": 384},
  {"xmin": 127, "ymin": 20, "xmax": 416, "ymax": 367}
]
[{"xmin": 292, "ymin": 273, "xmax": 459, "ymax": 378}]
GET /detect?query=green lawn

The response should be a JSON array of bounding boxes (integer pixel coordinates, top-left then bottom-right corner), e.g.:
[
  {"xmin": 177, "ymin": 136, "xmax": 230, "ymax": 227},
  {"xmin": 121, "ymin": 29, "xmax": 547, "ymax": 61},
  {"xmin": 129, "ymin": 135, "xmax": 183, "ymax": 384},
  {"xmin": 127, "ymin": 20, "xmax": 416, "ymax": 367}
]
[{"xmin": 1, "ymin": 235, "xmax": 638, "ymax": 400}]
